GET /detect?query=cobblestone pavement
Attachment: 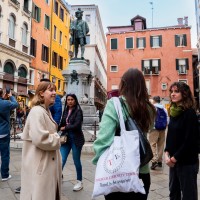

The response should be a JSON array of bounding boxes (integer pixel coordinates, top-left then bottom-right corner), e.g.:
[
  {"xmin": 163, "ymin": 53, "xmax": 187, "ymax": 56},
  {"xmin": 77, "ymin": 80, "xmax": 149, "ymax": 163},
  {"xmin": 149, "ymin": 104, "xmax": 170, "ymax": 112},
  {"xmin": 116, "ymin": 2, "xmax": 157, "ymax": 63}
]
[{"xmin": 1, "ymin": 149, "xmax": 200, "ymax": 200}]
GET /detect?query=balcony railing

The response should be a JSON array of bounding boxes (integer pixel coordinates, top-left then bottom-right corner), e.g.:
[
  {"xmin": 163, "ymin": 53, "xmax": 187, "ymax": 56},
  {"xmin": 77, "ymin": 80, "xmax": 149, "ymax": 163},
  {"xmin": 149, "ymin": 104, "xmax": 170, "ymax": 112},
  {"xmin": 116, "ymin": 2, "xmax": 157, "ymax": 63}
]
[
  {"xmin": 23, "ymin": 7, "xmax": 31, "ymax": 15},
  {"xmin": 10, "ymin": 0, "xmax": 20, "ymax": 5}
]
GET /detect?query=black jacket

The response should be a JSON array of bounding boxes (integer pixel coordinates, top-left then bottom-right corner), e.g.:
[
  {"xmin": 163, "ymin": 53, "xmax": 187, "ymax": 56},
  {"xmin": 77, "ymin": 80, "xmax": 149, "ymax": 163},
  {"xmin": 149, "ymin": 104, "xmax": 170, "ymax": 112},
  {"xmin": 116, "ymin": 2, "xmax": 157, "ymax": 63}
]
[
  {"xmin": 165, "ymin": 108, "xmax": 198, "ymax": 165},
  {"xmin": 59, "ymin": 105, "xmax": 85, "ymax": 147}
]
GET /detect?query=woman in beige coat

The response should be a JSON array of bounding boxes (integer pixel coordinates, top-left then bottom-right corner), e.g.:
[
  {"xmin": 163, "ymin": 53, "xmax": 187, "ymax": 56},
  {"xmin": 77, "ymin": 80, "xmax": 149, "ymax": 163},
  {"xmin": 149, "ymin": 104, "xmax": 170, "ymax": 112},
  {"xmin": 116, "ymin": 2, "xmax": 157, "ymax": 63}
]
[{"xmin": 20, "ymin": 81, "xmax": 62, "ymax": 200}]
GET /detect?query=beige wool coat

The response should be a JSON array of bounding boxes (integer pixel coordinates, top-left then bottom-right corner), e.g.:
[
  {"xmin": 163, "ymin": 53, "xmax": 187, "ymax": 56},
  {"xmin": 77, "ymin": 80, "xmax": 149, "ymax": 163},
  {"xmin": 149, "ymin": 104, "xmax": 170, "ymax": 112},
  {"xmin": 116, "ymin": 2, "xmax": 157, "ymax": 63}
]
[{"xmin": 20, "ymin": 105, "xmax": 62, "ymax": 200}]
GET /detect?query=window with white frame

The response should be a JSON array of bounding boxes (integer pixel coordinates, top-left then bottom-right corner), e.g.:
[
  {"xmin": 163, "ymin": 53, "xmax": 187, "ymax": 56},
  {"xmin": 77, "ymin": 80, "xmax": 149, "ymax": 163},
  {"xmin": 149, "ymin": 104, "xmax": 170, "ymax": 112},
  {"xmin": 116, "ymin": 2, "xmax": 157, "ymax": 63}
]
[
  {"xmin": 111, "ymin": 38, "xmax": 118, "ymax": 50},
  {"xmin": 176, "ymin": 58, "xmax": 188, "ymax": 74},
  {"xmin": 178, "ymin": 79, "xmax": 187, "ymax": 84},
  {"xmin": 150, "ymin": 35, "xmax": 162, "ymax": 48},
  {"xmin": 175, "ymin": 34, "xmax": 187, "ymax": 47},
  {"xmin": 22, "ymin": 23, "xmax": 28, "ymax": 45},
  {"xmin": 59, "ymin": 31, "xmax": 62, "ymax": 44},
  {"xmin": 110, "ymin": 65, "xmax": 118, "ymax": 72},
  {"xmin": 85, "ymin": 14, "xmax": 91, "ymax": 23},
  {"xmin": 143, "ymin": 60, "xmax": 151, "ymax": 74},
  {"xmin": 111, "ymin": 85, "xmax": 118, "ymax": 90},
  {"xmin": 137, "ymin": 37, "xmax": 146, "ymax": 48},
  {"xmin": 126, "ymin": 37, "xmax": 133, "ymax": 49},
  {"xmin": 8, "ymin": 14, "xmax": 15, "ymax": 39},
  {"xmin": 152, "ymin": 59, "xmax": 159, "ymax": 74}
]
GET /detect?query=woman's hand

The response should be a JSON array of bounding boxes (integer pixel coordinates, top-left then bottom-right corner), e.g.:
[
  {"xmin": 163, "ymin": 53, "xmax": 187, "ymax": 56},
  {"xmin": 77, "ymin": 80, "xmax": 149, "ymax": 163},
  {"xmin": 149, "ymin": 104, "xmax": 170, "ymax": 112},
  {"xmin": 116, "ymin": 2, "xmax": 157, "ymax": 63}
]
[{"xmin": 165, "ymin": 152, "xmax": 176, "ymax": 168}]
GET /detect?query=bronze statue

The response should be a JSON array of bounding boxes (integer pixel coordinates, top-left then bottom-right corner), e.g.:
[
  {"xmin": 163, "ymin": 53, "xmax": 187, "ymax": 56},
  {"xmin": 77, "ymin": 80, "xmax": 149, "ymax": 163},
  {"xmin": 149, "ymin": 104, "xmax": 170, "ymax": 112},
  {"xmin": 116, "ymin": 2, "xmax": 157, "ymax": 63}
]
[
  {"xmin": 70, "ymin": 70, "xmax": 79, "ymax": 85},
  {"xmin": 70, "ymin": 8, "xmax": 89, "ymax": 60}
]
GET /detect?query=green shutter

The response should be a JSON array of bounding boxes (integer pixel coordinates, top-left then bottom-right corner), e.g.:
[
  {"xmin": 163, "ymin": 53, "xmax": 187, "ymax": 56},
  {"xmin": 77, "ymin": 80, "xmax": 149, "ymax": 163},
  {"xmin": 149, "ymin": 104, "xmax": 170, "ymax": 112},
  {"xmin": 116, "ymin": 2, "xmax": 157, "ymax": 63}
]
[
  {"xmin": 136, "ymin": 38, "xmax": 139, "ymax": 48},
  {"xmin": 144, "ymin": 38, "xmax": 146, "ymax": 48},
  {"xmin": 175, "ymin": 35, "xmax": 178, "ymax": 47},
  {"xmin": 150, "ymin": 60, "xmax": 152, "ymax": 71},
  {"xmin": 159, "ymin": 35, "xmax": 162, "ymax": 47},
  {"xmin": 158, "ymin": 59, "xmax": 161, "ymax": 71},
  {"xmin": 183, "ymin": 34, "xmax": 187, "ymax": 46},
  {"xmin": 32, "ymin": 3, "xmax": 35, "ymax": 18},
  {"xmin": 141, "ymin": 60, "xmax": 144, "ymax": 71},
  {"xmin": 176, "ymin": 59, "xmax": 179, "ymax": 70},
  {"xmin": 150, "ymin": 36, "xmax": 153, "ymax": 47},
  {"xmin": 38, "ymin": 7, "xmax": 41, "ymax": 22},
  {"xmin": 186, "ymin": 58, "xmax": 189, "ymax": 70}
]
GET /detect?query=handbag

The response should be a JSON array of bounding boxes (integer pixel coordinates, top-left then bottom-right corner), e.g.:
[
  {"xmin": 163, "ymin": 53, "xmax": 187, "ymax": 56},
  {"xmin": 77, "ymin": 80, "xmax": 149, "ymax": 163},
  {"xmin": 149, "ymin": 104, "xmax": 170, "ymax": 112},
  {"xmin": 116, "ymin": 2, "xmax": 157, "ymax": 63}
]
[
  {"xmin": 92, "ymin": 97, "xmax": 145, "ymax": 199},
  {"xmin": 58, "ymin": 131, "xmax": 67, "ymax": 144},
  {"xmin": 120, "ymin": 98, "xmax": 153, "ymax": 167}
]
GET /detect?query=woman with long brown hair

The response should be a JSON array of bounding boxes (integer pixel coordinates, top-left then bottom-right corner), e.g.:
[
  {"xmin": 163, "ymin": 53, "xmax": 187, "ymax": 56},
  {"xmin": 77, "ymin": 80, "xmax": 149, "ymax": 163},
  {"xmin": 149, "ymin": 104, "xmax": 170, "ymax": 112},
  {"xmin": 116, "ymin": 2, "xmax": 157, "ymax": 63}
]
[
  {"xmin": 92, "ymin": 68, "xmax": 156, "ymax": 200},
  {"xmin": 164, "ymin": 82, "xmax": 199, "ymax": 200}
]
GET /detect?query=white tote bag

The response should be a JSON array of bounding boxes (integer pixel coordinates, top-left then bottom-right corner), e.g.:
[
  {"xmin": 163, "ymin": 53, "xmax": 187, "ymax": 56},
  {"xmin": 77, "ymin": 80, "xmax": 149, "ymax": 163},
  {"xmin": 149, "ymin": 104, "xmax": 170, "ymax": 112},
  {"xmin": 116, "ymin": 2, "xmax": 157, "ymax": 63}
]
[{"xmin": 92, "ymin": 97, "xmax": 145, "ymax": 199}]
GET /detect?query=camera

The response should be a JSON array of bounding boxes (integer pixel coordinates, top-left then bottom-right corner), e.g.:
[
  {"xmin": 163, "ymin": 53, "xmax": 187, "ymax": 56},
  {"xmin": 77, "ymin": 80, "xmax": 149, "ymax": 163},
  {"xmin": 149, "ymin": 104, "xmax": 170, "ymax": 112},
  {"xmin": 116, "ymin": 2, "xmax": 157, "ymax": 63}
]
[{"xmin": 6, "ymin": 86, "xmax": 10, "ymax": 94}]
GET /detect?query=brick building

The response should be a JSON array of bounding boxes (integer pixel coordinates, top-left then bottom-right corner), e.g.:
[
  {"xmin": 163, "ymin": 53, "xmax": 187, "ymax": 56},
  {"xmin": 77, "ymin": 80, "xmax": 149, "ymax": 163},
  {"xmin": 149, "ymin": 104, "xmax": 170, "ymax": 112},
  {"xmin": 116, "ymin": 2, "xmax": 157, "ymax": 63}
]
[{"xmin": 107, "ymin": 15, "xmax": 193, "ymax": 101}]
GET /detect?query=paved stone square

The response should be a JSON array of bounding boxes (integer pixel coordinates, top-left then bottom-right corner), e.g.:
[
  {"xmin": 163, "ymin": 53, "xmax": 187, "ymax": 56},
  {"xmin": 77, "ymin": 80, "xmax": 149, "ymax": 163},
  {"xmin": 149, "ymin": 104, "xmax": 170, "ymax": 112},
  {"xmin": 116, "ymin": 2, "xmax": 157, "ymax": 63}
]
[{"xmin": 1, "ymin": 149, "xmax": 200, "ymax": 200}]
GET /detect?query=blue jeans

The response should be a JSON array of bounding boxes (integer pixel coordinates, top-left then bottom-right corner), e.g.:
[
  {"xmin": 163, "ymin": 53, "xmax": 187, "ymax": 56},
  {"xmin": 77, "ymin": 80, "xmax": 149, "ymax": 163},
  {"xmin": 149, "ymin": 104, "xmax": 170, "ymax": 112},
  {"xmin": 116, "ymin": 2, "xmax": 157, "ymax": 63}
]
[
  {"xmin": 0, "ymin": 135, "xmax": 10, "ymax": 179},
  {"xmin": 17, "ymin": 117, "xmax": 22, "ymax": 128},
  {"xmin": 169, "ymin": 162, "xmax": 199, "ymax": 200},
  {"xmin": 60, "ymin": 131, "xmax": 83, "ymax": 181}
]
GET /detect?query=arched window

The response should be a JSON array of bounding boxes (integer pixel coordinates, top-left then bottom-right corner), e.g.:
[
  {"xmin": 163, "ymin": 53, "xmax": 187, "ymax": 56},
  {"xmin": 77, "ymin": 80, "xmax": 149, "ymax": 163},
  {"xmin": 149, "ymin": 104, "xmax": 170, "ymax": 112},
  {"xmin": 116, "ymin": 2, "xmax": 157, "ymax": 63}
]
[
  {"xmin": 8, "ymin": 14, "xmax": 15, "ymax": 39},
  {"xmin": 22, "ymin": 23, "xmax": 28, "ymax": 45},
  {"xmin": 4, "ymin": 62, "xmax": 14, "ymax": 74},
  {"xmin": 18, "ymin": 66, "xmax": 27, "ymax": 78}
]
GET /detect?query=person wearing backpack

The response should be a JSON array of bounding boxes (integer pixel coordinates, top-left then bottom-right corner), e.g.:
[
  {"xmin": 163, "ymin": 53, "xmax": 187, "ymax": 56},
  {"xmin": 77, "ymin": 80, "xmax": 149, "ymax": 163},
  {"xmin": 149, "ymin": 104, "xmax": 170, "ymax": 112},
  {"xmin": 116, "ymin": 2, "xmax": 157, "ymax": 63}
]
[{"xmin": 149, "ymin": 96, "xmax": 168, "ymax": 170}]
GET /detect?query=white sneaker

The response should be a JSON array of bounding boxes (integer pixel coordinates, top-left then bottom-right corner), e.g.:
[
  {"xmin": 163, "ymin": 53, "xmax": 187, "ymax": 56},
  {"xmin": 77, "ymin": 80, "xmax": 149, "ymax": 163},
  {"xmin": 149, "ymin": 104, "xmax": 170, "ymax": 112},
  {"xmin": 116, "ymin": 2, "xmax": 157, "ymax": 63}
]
[
  {"xmin": 73, "ymin": 180, "xmax": 83, "ymax": 191},
  {"xmin": 2, "ymin": 175, "xmax": 12, "ymax": 181}
]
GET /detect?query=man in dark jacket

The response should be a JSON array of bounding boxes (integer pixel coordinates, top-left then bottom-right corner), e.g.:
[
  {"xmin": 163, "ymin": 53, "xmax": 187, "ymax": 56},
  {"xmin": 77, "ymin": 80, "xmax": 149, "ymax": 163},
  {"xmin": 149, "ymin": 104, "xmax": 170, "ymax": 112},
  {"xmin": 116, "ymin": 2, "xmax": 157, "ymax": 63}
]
[{"xmin": 0, "ymin": 88, "xmax": 18, "ymax": 181}]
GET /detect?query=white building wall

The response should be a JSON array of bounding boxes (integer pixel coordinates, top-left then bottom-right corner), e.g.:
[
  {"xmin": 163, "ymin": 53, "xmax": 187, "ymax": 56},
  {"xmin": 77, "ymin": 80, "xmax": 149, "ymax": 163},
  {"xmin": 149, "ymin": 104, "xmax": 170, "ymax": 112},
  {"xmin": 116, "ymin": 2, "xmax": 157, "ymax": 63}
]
[{"xmin": 70, "ymin": 5, "xmax": 107, "ymax": 94}]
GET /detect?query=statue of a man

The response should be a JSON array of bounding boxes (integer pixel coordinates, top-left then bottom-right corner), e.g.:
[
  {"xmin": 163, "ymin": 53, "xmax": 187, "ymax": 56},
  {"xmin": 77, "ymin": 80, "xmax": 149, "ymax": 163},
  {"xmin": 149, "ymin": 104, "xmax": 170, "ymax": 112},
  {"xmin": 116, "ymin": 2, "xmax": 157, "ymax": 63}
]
[{"xmin": 70, "ymin": 8, "xmax": 89, "ymax": 60}]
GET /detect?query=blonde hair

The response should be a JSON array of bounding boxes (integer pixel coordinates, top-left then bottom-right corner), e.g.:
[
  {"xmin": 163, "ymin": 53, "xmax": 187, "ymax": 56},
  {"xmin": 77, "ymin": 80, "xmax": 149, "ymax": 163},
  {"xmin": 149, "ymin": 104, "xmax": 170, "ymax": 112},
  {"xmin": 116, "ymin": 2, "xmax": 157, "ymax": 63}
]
[{"xmin": 31, "ymin": 82, "xmax": 56, "ymax": 107}]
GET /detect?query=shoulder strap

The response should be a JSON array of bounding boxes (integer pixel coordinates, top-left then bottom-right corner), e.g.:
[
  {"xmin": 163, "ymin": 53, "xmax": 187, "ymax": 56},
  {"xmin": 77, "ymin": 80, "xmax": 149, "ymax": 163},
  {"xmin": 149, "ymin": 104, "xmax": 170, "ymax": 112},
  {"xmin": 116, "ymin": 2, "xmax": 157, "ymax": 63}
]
[{"xmin": 113, "ymin": 97, "xmax": 126, "ymax": 131}]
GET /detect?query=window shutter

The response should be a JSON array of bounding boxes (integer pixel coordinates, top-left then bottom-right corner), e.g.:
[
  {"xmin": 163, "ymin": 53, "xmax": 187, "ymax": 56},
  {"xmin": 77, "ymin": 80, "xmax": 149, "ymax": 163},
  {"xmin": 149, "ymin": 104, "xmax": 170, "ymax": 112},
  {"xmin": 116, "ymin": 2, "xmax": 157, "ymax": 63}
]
[
  {"xmin": 183, "ymin": 34, "xmax": 187, "ymax": 46},
  {"xmin": 136, "ymin": 38, "xmax": 139, "ymax": 48},
  {"xmin": 150, "ymin": 36, "xmax": 153, "ymax": 47},
  {"xmin": 32, "ymin": 3, "xmax": 35, "ymax": 18},
  {"xmin": 176, "ymin": 59, "xmax": 179, "ymax": 70},
  {"xmin": 47, "ymin": 47, "xmax": 49, "ymax": 63},
  {"xmin": 158, "ymin": 59, "xmax": 161, "ymax": 71},
  {"xmin": 41, "ymin": 45, "xmax": 44, "ymax": 60},
  {"xmin": 141, "ymin": 60, "xmax": 144, "ymax": 71},
  {"xmin": 175, "ymin": 35, "xmax": 178, "ymax": 47},
  {"xmin": 159, "ymin": 35, "xmax": 162, "ymax": 47},
  {"xmin": 150, "ymin": 60, "xmax": 152, "ymax": 71},
  {"xmin": 34, "ymin": 40, "xmax": 37, "ymax": 57},
  {"xmin": 144, "ymin": 38, "xmax": 146, "ymax": 48},
  {"xmin": 186, "ymin": 58, "xmax": 189, "ymax": 70},
  {"xmin": 38, "ymin": 7, "xmax": 41, "ymax": 22}
]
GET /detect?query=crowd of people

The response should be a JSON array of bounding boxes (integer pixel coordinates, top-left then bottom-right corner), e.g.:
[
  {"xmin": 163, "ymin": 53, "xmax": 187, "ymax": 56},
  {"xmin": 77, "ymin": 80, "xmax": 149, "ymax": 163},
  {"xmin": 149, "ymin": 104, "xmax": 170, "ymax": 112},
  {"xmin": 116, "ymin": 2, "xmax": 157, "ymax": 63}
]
[{"xmin": 0, "ymin": 68, "xmax": 199, "ymax": 200}]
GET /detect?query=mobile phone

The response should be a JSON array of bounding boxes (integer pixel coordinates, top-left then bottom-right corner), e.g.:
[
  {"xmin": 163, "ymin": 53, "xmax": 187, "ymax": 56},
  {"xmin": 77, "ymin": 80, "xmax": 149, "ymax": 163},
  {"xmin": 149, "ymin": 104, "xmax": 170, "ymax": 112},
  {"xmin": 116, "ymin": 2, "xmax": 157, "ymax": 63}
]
[{"xmin": 6, "ymin": 86, "xmax": 10, "ymax": 94}]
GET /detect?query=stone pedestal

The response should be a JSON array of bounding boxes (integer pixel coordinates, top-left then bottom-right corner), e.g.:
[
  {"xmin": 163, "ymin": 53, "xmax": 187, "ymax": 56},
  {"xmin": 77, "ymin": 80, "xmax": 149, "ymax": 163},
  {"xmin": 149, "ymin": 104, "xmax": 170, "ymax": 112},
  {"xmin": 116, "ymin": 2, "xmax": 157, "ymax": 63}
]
[{"xmin": 62, "ymin": 59, "xmax": 99, "ymax": 130}]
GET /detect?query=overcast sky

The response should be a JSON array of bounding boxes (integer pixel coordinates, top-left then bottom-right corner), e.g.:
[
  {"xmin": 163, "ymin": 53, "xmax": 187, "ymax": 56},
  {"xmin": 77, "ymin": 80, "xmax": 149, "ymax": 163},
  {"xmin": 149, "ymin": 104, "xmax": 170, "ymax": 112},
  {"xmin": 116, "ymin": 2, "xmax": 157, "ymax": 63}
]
[{"xmin": 67, "ymin": 0, "xmax": 197, "ymax": 48}]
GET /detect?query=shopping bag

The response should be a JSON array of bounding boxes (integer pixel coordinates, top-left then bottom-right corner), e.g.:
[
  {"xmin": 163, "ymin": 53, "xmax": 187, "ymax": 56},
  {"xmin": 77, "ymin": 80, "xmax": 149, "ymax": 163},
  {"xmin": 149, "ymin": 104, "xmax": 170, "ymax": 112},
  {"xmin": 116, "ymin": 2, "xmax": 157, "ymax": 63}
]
[{"xmin": 92, "ymin": 97, "xmax": 145, "ymax": 199}]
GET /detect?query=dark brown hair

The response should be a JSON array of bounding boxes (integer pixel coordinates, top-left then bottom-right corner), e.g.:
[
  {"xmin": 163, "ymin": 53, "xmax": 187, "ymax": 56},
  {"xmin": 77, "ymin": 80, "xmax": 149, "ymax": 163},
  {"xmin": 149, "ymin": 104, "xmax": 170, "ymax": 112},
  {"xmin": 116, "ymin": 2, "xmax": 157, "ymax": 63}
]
[
  {"xmin": 31, "ymin": 82, "xmax": 56, "ymax": 107},
  {"xmin": 0, "ymin": 88, "xmax": 3, "ymax": 98},
  {"xmin": 119, "ymin": 68, "xmax": 156, "ymax": 132},
  {"xmin": 169, "ymin": 82, "xmax": 196, "ymax": 110}
]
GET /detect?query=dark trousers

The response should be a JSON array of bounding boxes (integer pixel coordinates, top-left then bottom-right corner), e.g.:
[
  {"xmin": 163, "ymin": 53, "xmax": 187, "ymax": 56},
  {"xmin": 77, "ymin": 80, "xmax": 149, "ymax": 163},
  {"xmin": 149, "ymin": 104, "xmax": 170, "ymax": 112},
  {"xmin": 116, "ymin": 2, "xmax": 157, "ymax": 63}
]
[
  {"xmin": 169, "ymin": 162, "xmax": 199, "ymax": 200},
  {"xmin": 0, "ymin": 135, "xmax": 10, "ymax": 179},
  {"xmin": 104, "ymin": 173, "xmax": 151, "ymax": 200}
]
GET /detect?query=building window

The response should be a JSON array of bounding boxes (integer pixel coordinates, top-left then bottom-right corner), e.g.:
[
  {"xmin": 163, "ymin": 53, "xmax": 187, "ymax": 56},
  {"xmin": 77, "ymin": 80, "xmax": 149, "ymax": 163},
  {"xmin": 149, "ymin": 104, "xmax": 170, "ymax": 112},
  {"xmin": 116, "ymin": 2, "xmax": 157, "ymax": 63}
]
[
  {"xmin": 178, "ymin": 79, "xmax": 187, "ymax": 84},
  {"xmin": 54, "ymin": 25, "xmax": 57, "ymax": 40},
  {"xmin": 52, "ymin": 51, "xmax": 58, "ymax": 67},
  {"xmin": 8, "ymin": 14, "xmax": 15, "ymax": 39},
  {"xmin": 142, "ymin": 60, "xmax": 151, "ymax": 75},
  {"xmin": 58, "ymin": 56, "xmax": 63, "ymax": 70},
  {"xmin": 32, "ymin": 3, "xmax": 41, "ymax": 22},
  {"xmin": 59, "ymin": 7, "xmax": 64, "ymax": 21},
  {"xmin": 126, "ymin": 37, "xmax": 133, "ymax": 49},
  {"xmin": 18, "ymin": 66, "xmax": 27, "ymax": 78},
  {"xmin": 175, "ymin": 34, "xmax": 187, "ymax": 47},
  {"xmin": 59, "ymin": 31, "xmax": 62, "ymax": 44},
  {"xmin": 4, "ymin": 62, "xmax": 14, "ymax": 74},
  {"xmin": 152, "ymin": 59, "xmax": 160, "ymax": 75},
  {"xmin": 136, "ymin": 37, "xmax": 146, "ymax": 48},
  {"xmin": 110, "ymin": 65, "xmax": 118, "ymax": 72},
  {"xmin": 30, "ymin": 37, "xmax": 37, "ymax": 57},
  {"xmin": 44, "ymin": 15, "xmax": 50, "ymax": 30},
  {"xmin": 85, "ymin": 14, "xmax": 91, "ymax": 23},
  {"xmin": 176, "ymin": 58, "xmax": 189, "ymax": 74},
  {"xmin": 42, "ymin": 45, "xmax": 49, "ymax": 62},
  {"xmin": 22, "ymin": 23, "xmax": 28, "ymax": 45},
  {"xmin": 86, "ymin": 35, "xmax": 90, "ymax": 44},
  {"xmin": 161, "ymin": 83, "xmax": 167, "ymax": 90},
  {"xmin": 45, "ymin": 0, "xmax": 49, "ymax": 4},
  {"xmin": 54, "ymin": 0, "xmax": 58, "ymax": 15},
  {"xmin": 111, "ymin": 38, "xmax": 118, "ymax": 50},
  {"xmin": 150, "ymin": 35, "xmax": 162, "ymax": 48},
  {"xmin": 111, "ymin": 85, "xmax": 118, "ymax": 90},
  {"xmin": 58, "ymin": 79, "xmax": 61, "ymax": 91},
  {"xmin": 29, "ymin": 69, "xmax": 34, "ymax": 84}
]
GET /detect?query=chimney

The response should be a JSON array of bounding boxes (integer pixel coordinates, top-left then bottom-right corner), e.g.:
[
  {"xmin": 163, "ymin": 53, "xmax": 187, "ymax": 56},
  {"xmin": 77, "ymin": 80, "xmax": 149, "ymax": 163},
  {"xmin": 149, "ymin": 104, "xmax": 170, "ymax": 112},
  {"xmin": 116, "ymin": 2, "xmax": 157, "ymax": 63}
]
[
  {"xmin": 184, "ymin": 16, "xmax": 188, "ymax": 26},
  {"xmin": 177, "ymin": 18, "xmax": 183, "ymax": 25}
]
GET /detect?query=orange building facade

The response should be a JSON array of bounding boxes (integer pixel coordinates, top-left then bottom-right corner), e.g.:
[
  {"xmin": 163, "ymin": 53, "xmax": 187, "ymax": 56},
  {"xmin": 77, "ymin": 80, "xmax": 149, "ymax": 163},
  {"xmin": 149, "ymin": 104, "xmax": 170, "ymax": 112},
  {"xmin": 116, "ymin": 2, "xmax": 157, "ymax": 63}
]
[
  {"xmin": 107, "ymin": 16, "xmax": 193, "ymax": 101},
  {"xmin": 29, "ymin": 0, "xmax": 51, "ymax": 92}
]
